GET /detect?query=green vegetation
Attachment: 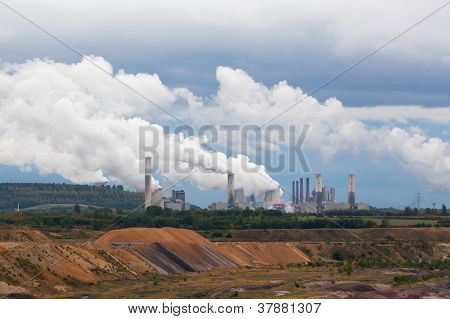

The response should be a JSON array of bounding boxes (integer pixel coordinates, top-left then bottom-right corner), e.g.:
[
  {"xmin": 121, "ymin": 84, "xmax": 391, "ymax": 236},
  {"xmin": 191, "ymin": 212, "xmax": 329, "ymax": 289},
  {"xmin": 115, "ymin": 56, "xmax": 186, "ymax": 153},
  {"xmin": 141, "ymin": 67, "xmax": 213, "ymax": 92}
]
[
  {"xmin": 355, "ymin": 256, "xmax": 450, "ymax": 270},
  {"xmin": 393, "ymin": 273, "xmax": 445, "ymax": 286},
  {"xmin": 0, "ymin": 183, "xmax": 143, "ymax": 210},
  {"xmin": 332, "ymin": 250, "xmax": 344, "ymax": 261},
  {"xmin": 0, "ymin": 208, "xmax": 377, "ymax": 231}
]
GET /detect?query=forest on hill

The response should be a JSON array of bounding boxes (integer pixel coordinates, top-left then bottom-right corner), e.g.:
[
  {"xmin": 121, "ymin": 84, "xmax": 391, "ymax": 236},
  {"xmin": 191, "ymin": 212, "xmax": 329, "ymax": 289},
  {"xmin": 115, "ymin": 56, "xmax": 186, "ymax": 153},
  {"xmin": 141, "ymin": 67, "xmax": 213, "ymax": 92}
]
[{"xmin": 0, "ymin": 183, "xmax": 143, "ymax": 210}]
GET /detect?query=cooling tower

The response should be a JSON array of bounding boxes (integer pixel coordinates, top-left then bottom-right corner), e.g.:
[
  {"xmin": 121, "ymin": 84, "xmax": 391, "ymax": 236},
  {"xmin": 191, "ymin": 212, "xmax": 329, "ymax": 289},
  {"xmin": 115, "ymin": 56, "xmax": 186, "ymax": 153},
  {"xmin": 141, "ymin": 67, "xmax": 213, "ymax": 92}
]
[
  {"xmin": 152, "ymin": 188, "xmax": 163, "ymax": 208},
  {"xmin": 144, "ymin": 157, "xmax": 152, "ymax": 209},
  {"xmin": 234, "ymin": 188, "xmax": 245, "ymax": 204},
  {"xmin": 227, "ymin": 172, "xmax": 235, "ymax": 208},
  {"xmin": 264, "ymin": 187, "xmax": 281, "ymax": 209},
  {"xmin": 348, "ymin": 173, "xmax": 356, "ymax": 207}
]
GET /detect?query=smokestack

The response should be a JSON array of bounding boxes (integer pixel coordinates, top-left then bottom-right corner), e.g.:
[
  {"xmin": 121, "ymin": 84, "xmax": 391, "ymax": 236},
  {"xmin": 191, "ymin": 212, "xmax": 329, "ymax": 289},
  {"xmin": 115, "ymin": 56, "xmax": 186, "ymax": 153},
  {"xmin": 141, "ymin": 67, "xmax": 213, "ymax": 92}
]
[
  {"xmin": 144, "ymin": 157, "xmax": 152, "ymax": 210},
  {"xmin": 300, "ymin": 178, "xmax": 304, "ymax": 203},
  {"xmin": 306, "ymin": 177, "xmax": 310, "ymax": 202},
  {"xmin": 314, "ymin": 173, "xmax": 323, "ymax": 206},
  {"xmin": 292, "ymin": 181, "xmax": 295, "ymax": 205},
  {"xmin": 227, "ymin": 172, "xmax": 235, "ymax": 208},
  {"xmin": 348, "ymin": 173, "xmax": 356, "ymax": 207},
  {"xmin": 295, "ymin": 180, "xmax": 299, "ymax": 204}
]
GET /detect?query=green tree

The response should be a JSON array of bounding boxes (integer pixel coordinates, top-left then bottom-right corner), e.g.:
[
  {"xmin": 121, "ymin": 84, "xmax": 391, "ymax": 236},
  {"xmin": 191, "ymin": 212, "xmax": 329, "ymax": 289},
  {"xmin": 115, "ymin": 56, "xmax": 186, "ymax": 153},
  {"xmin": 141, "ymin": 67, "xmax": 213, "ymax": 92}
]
[
  {"xmin": 73, "ymin": 204, "xmax": 81, "ymax": 213},
  {"xmin": 442, "ymin": 204, "xmax": 447, "ymax": 215},
  {"xmin": 146, "ymin": 206, "xmax": 163, "ymax": 215},
  {"xmin": 332, "ymin": 250, "xmax": 344, "ymax": 261}
]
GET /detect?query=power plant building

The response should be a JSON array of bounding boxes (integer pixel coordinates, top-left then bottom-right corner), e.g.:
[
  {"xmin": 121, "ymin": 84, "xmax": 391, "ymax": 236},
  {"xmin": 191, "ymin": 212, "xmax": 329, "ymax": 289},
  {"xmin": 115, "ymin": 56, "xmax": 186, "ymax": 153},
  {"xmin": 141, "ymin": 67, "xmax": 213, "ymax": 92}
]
[
  {"xmin": 152, "ymin": 188, "xmax": 163, "ymax": 208},
  {"xmin": 264, "ymin": 187, "xmax": 281, "ymax": 209},
  {"xmin": 172, "ymin": 190, "xmax": 185, "ymax": 203},
  {"xmin": 322, "ymin": 187, "xmax": 336, "ymax": 203},
  {"xmin": 234, "ymin": 188, "xmax": 245, "ymax": 204}
]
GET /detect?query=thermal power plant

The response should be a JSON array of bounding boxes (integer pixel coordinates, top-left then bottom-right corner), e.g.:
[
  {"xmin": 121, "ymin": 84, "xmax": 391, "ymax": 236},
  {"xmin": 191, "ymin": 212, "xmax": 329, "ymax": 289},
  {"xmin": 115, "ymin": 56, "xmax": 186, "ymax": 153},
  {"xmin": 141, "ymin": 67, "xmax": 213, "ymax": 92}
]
[
  {"xmin": 172, "ymin": 190, "xmax": 185, "ymax": 203},
  {"xmin": 305, "ymin": 177, "xmax": 310, "ymax": 202},
  {"xmin": 322, "ymin": 187, "xmax": 336, "ymax": 203},
  {"xmin": 144, "ymin": 157, "xmax": 152, "ymax": 209},
  {"xmin": 348, "ymin": 173, "xmax": 356, "ymax": 207},
  {"xmin": 264, "ymin": 187, "xmax": 281, "ymax": 209},
  {"xmin": 227, "ymin": 172, "xmax": 235, "ymax": 208},
  {"xmin": 314, "ymin": 174, "xmax": 323, "ymax": 206},
  {"xmin": 295, "ymin": 180, "xmax": 299, "ymax": 204},
  {"xmin": 152, "ymin": 188, "xmax": 163, "ymax": 208},
  {"xmin": 234, "ymin": 188, "xmax": 245, "ymax": 204},
  {"xmin": 300, "ymin": 178, "xmax": 304, "ymax": 203}
]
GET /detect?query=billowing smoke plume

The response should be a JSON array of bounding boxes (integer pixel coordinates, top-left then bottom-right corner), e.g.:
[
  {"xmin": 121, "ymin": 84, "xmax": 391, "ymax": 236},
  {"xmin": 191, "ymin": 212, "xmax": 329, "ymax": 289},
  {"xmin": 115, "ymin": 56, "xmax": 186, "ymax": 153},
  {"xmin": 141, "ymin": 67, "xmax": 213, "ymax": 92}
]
[
  {"xmin": 0, "ymin": 57, "xmax": 279, "ymax": 195},
  {"xmin": 0, "ymin": 56, "xmax": 449, "ymax": 194}
]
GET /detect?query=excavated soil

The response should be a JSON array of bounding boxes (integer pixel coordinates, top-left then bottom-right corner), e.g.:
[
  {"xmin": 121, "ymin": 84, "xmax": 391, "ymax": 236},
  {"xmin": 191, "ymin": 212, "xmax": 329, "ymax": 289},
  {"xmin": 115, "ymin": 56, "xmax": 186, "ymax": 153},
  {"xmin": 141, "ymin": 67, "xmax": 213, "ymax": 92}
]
[
  {"xmin": 215, "ymin": 242, "xmax": 309, "ymax": 266},
  {"xmin": 0, "ymin": 227, "xmax": 49, "ymax": 242},
  {"xmin": 1, "ymin": 226, "xmax": 447, "ymax": 298},
  {"xmin": 96, "ymin": 228, "xmax": 309, "ymax": 274}
]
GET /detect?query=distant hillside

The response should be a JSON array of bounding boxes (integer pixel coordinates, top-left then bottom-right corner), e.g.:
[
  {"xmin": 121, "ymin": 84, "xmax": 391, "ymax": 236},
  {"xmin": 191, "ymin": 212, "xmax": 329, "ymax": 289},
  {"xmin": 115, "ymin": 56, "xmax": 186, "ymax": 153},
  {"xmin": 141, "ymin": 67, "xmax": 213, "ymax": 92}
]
[{"xmin": 0, "ymin": 183, "xmax": 144, "ymax": 210}]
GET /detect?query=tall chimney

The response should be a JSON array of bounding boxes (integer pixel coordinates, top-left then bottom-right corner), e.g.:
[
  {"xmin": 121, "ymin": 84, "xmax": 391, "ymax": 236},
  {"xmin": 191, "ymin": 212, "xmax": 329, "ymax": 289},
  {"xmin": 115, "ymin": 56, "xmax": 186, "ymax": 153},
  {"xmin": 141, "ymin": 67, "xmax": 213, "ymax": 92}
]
[
  {"xmin": 292, "ymin": 181, "xmax": 295, "ymax": 205},
  {"xmin": 315, "ymin": 173, "xmax": 323, "ymax": 206},
  {"xmin": 300, "ymin": 178, "xmax": 304, "ymax": 203},
  {"xmin": 348, "ymin": 173, "xmax": 356, "ymax": 207},
  {"xmin": 306, "ymin": 177, "xmax": 310, "ymax": 202},
  {"xmin": 295, "ymin": 180, "xmax": 299, "ymax": 204},
  {"xmin": 227, "ymin": 172, "xmax": 235, "ymax": 208},
  {"xmin": 144, "ymin": 157, "xmax": 152, "ymax": 210}
]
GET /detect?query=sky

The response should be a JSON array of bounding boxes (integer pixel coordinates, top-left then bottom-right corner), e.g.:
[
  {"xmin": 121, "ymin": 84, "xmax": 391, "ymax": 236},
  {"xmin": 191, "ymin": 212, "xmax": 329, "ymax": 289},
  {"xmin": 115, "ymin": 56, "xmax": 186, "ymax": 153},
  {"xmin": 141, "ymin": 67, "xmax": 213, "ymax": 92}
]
[{"xmin": 0, "ymin": 0, "xmax": 449, "ymax": 208}]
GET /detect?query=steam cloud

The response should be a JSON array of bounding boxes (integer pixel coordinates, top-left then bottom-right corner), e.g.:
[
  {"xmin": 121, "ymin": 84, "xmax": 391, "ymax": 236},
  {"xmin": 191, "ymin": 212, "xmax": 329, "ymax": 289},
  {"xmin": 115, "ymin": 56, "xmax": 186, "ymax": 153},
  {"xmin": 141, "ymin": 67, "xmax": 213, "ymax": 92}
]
[
  {"xmin": 0, "ymin": 56, "xmax": 449, "ymax": 195},
  {"xmin": 0, "ymin": 57, "xmax": 279, "ymax": 196}
]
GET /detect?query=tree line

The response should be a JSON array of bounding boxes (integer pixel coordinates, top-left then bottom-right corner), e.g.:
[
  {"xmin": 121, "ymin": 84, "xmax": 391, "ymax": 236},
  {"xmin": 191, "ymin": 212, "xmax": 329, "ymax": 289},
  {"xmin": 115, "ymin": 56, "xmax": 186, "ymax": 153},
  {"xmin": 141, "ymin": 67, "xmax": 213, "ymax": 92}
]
[{"xmin": 0, "ymin": 183, "xmax": 143, "ymax": 210}]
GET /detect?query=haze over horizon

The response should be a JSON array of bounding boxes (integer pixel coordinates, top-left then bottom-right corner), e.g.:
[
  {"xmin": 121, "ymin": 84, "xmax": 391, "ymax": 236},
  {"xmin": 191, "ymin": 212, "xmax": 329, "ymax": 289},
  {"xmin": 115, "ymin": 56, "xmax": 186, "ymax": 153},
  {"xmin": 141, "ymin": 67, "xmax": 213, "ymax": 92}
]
[{"xmin": 0, "ymin": 0, "xmax": 449, "ymax": 208}]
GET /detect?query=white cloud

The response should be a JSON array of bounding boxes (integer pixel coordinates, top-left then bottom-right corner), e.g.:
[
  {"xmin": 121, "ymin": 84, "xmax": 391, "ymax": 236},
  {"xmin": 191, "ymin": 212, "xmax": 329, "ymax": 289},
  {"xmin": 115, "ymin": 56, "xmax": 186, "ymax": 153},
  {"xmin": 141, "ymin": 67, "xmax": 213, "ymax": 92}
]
[
  {"xmin": 1, "ymin": 0, "xmax": 449, "ymax": 62},
  {"xmin": 0, "ymin": 57, "xmax": 280, "ymax": 196},
  {"xmin": 0, "ymin": 57, "xmax": 449, "ymax": 194}
]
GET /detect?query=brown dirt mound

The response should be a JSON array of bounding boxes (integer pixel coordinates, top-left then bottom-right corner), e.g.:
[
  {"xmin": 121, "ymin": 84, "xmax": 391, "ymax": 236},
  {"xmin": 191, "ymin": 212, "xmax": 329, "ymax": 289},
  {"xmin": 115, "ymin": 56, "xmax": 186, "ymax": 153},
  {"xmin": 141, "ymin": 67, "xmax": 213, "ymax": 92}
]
[
  {"xmin": 215, "ymin": 242, "xmax": 310, "ymax": 266},
  {"xmin": 96, "ymin": 227, "xmax": 238, "ymax": 274},
  {"xmin": 0, "ymin": 227, "xmax": 49, "ymax": 242},
  {"xmin": 96, "ymin": 228, "xmax": 310, "ymax": 273},
  {"xmin": 95, "ymin": 227, "xmax": 210, "ymax": 246}
]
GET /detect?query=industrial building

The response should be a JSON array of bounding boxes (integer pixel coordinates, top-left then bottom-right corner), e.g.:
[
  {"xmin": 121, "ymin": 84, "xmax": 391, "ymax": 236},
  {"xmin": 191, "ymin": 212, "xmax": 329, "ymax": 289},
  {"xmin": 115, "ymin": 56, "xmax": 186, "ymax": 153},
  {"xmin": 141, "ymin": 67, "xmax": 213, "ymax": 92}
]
[
  {"xmin": 322, "ymin": 187, "xmax": 336, "ymax": 203},
  {"xmin": 290, "ymin": 173, "xmax": 369, "ymax": 213},
  {"xmin": 209, "ymin": 202, "xmax": 228, "ymax": 211},
  {"xmin": 172, "ymin": 190, "xmax": 185, "ymax": 203},
  {"xmin": 264, "ymin": 187, "xmax": 282, "ymax": 209},
  {"xmin": 234, "ymin": 188, "xmax": 245, "ymax": 204},
  {"xmin": 144, "ymin": 160, "xmax": 369, "ymax": 213}
]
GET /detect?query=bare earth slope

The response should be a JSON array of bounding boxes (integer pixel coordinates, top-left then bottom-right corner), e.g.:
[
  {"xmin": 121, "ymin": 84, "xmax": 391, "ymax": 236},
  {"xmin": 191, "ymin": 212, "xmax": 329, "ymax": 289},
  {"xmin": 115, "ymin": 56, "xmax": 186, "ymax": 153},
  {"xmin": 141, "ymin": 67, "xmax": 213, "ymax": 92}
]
[{"xmin": 95, "ymin": 227, "xmax": 310, "ymax": 273}]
